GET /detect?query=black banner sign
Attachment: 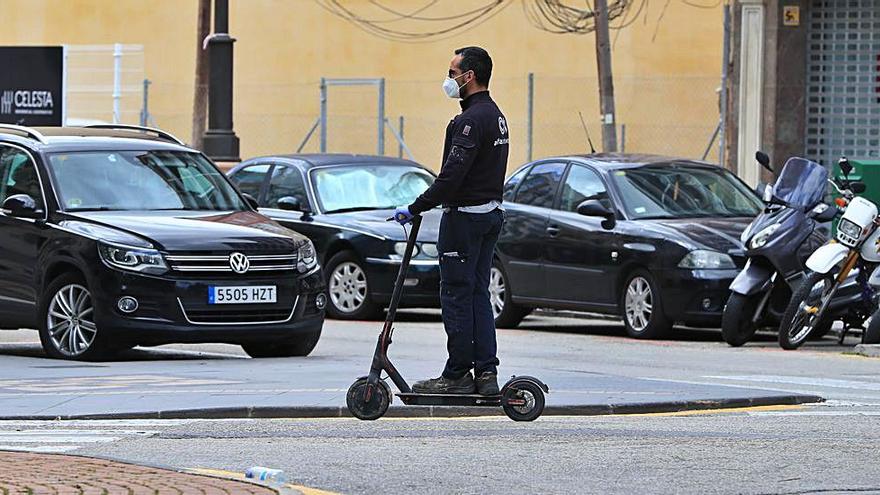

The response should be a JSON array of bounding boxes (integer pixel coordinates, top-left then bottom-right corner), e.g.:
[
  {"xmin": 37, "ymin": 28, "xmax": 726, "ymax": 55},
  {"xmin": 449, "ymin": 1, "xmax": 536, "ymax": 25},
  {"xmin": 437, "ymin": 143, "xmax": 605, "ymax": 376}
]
[{"xmin": 0, "ymin": 46, "xmax": 64, "ymax": 126}]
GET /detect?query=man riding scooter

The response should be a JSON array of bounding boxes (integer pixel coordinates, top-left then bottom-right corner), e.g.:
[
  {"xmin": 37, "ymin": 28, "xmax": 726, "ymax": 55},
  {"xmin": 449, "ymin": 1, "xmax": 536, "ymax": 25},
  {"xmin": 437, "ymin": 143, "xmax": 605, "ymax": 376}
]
[{"xmin": 393, "ymin": 46, "xmax": 509, "ymax": 396}]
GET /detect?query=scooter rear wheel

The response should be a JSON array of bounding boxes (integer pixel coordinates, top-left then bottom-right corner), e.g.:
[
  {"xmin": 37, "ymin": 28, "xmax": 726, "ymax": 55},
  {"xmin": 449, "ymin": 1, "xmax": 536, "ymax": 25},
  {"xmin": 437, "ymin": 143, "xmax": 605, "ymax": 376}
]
[
  {"xmin": 346, "ymin": 377, "xmax": 391, "ymax": 421},
  {"xmin": 502, "ymin": 378, "xmax": 545, "ymax": 422}
]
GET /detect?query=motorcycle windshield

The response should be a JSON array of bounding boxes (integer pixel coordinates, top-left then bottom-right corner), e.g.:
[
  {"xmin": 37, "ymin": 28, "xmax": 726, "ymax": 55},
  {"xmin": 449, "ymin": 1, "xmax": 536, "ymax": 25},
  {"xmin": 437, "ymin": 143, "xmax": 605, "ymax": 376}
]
[{"xmin": 771, "ymin": 157, "xmax": 828, "ymax": 208}]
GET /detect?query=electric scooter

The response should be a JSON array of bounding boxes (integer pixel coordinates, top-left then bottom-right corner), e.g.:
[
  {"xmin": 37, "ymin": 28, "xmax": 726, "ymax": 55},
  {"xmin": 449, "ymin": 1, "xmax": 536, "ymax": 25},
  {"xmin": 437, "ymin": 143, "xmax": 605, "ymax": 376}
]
[{"xmin": 346, "ymin": 215, "xmax": 548, "ymax": 421}]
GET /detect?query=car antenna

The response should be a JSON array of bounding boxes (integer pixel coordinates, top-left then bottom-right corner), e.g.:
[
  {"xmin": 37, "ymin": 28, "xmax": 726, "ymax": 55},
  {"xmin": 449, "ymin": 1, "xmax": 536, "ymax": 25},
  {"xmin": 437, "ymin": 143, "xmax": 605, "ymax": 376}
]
[{"xmin": 578, "ymin": 111, "xmax": 597, "ymax": 154}]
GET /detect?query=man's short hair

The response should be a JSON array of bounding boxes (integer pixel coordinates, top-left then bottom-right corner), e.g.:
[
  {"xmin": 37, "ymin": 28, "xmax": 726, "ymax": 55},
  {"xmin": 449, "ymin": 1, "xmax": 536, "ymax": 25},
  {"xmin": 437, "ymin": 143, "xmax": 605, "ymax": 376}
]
[{"xmin": 455, "ymin": 46, "xmax": 492, "ymax": 87}]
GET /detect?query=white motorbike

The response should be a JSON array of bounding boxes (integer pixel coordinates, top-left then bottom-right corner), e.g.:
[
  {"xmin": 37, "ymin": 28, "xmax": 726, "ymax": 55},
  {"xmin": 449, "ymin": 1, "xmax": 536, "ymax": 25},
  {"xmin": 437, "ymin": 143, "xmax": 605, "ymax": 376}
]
[{"xmin": 777, "ymin": 158, "xmax": 874, "ymax": 350}]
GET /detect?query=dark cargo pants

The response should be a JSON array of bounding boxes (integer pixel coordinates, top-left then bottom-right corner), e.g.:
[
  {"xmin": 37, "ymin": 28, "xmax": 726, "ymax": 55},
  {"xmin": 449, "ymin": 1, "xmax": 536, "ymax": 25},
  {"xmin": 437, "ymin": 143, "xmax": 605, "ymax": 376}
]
[{"xmin": 438, "ymin": 208, "xmax": 503, "ymax": 379}]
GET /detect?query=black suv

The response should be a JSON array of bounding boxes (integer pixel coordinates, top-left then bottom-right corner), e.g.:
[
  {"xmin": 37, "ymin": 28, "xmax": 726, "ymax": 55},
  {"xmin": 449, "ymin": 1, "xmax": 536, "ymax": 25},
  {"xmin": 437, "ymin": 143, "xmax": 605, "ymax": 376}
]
[{"xmin": 0, "ymin": 124, "xmax": 326, "ymax": 360}]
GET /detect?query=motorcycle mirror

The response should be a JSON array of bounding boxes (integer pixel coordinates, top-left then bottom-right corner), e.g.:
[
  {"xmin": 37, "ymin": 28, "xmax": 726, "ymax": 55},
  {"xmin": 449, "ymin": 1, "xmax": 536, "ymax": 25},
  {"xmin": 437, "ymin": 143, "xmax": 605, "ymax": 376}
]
[
  {"xmin": 850, "ymin": 181, "xmax": 866, "ymax": 194},
  {"xmin": 838, "ymin": 156, "xmax": 853, "ymax": 178},
  {"xmin": 755, "ymin": 151, "xmax": 773, "ymax": 174}
]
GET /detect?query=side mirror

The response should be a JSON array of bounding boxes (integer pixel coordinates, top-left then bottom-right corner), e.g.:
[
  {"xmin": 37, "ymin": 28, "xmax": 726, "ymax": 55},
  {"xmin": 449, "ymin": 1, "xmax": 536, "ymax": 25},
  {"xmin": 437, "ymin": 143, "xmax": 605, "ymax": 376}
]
[
  {"xmin": 241, "ymin": 193, "xmax": 260, "ymax": 210},
  {"xmin": 277, "ymin": 196, "xmax": 311, "ymax": 214},
  {"xmin": 838, "ymin": 156, "xmax": 853, "ymax": 178},
  {"xmin": 755, "ymin": 151, "xmax": 773, "ymax": 174},
  {"xmin": 2, "ymin": 194, "xmax": 40, "ymax": 219},
  {"xmin": 576, "ymin": 199, "xmax": 616, "ymax": 230},
  {"xmin": 850, "ymin": 181, "xmax": 866, "ymax": 194}
]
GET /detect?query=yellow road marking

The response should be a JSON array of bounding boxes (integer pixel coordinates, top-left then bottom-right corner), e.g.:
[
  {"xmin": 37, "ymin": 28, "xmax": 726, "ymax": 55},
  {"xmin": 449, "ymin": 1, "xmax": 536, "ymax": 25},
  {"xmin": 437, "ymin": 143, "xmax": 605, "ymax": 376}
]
[
  {"xmin": 623, "ymin": 404, "xmax": 805, "ymax": 417},
  {"xmin": 188, "ymin": 468, "xmax": 343, "ymax": 495},
  {"xmin": 269, "ymin": 415, "xmax": 507, "ymax": 422}
]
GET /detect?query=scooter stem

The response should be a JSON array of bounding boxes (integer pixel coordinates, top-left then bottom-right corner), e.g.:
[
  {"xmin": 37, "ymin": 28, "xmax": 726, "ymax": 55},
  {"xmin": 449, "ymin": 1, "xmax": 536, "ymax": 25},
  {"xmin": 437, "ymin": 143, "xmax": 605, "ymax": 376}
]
[{"xmin": 366, "ymin": 215, "xmax": 423, "ymax": 395}]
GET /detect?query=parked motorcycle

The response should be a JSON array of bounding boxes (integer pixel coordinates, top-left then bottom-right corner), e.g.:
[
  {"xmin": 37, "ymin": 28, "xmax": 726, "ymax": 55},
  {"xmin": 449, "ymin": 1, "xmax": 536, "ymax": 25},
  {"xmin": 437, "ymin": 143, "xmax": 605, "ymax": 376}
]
[
  {"xmin": 778, "ymin": 158, "xmax": 874, "ymax": 350},
  {"xmin": 722, "ymin": 153, "xmax": 838, "ymax": 347},
  {"xmin": 861, "ymin": 270, "xmax": 880, "ymax": 345}
]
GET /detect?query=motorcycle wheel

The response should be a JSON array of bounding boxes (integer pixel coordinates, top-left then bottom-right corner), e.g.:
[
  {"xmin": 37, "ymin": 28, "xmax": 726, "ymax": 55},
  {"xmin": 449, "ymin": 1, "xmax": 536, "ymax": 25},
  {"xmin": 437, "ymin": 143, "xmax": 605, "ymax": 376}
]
[
  {"xmin": 864, "ymin": 312, "xmax": 880, "ymax": 345},
  {"xmin": 778, "ymin": 272, "xmax": 836, "ymax": 350},
  {"xmin": 721, "ymin": 292, "xmax": 761, "ymax": 347}
]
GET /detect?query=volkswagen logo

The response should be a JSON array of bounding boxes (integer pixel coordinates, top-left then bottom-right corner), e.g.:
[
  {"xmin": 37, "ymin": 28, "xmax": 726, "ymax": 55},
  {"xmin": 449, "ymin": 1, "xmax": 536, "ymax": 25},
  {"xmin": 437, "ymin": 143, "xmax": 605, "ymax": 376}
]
[{"xmin": 229, "ymin": 252, "xmax": 250, "ymax": 274}]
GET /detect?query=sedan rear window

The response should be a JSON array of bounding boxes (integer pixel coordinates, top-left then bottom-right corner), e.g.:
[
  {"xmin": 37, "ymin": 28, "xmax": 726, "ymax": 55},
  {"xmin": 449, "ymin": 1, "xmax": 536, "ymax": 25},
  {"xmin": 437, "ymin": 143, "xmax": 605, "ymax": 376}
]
[{"xmin": 609, "ymin": 165, "xmax": 762, "ymax": 219}]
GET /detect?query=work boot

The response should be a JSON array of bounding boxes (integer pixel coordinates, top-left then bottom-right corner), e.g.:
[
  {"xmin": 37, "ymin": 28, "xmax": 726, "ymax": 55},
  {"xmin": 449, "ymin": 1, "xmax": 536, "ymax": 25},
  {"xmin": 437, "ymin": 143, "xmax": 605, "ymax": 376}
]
[
  {"xmin": 412, "ymin": 373, "xmax": 475, "ymax": 394},
  {"xmin": 475, "ymin": 371, "xmax": 500, "ymax": 396}
]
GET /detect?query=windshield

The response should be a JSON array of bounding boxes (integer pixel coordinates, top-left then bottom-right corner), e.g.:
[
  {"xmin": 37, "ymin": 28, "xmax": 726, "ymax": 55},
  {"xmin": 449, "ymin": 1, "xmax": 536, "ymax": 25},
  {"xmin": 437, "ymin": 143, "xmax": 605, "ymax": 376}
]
[
  {"xmin": 771, "ymin": 157, "xmax": 828, "ymax": 208},
  {"xmin": 311, "ymin": 164, "xmax": 434, "ymax": 213},
  {"xmin": 609, "ymin": 164, "xmax": 762, "ymax": 219},
  {"xmin": 47, "ymin": 151, "xmax": 246, "ymax": 212}
]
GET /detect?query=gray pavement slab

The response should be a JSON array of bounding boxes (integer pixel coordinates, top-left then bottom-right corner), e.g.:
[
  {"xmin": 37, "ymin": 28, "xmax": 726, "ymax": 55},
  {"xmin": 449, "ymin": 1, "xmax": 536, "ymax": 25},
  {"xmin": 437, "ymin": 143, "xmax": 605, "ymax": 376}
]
[{"xmin": 0, "ymin": 313, "xmax": 829, "ymax": 419}]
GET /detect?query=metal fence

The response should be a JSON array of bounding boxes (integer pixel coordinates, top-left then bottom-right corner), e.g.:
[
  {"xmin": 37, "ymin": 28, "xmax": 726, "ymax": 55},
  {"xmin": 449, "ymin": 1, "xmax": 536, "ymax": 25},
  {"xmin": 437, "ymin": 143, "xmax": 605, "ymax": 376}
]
[
  {"xmin": 115, "ymin": 72, "xmax": 723, "ymax": 171},
  {"xmin": 64, "ymin": 44, "xmax": 145, "ymax": 125}
]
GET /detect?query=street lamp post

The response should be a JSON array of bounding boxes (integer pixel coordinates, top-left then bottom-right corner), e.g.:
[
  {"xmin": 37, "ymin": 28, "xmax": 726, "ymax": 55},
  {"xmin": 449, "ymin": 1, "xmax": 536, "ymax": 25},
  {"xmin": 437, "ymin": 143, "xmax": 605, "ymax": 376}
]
[{"xmin": 202, "ymin": 0, "xmax": 240, "ymax": 162}]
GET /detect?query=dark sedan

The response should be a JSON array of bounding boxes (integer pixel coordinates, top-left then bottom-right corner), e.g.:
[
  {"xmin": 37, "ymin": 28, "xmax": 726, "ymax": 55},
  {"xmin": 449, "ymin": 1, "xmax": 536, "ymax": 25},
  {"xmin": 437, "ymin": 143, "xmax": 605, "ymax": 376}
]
[
  {"xmin": 494, "ymin": 154, "xmax": 762, "ymax": 338},
  {"xmin": 228, "ymin": 154, "xmax": 441, "ymax": 320}
]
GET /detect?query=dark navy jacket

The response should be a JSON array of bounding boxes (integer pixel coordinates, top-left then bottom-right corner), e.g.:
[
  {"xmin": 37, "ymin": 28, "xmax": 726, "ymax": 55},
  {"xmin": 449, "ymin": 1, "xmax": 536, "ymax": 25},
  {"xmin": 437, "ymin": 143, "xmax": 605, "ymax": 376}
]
[{"xmin": 408, "ymin": 91, "xmax": 509, "ymax": 214}]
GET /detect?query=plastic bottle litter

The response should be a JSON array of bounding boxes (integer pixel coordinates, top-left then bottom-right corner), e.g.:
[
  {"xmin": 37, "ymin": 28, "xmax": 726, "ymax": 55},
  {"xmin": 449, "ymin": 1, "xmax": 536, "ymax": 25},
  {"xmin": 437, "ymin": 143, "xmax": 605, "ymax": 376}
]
[{"xmin": 245, "ymin": 466, "xmax": 287, "ymax": 485}]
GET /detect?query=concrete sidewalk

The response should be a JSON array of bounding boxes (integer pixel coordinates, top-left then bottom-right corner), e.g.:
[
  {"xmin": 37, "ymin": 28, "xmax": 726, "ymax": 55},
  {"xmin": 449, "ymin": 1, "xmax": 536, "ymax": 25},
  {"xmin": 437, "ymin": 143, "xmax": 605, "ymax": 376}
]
[{"xmin": 0, "ymin": 451, "xmax": 278, "ymax": 494}]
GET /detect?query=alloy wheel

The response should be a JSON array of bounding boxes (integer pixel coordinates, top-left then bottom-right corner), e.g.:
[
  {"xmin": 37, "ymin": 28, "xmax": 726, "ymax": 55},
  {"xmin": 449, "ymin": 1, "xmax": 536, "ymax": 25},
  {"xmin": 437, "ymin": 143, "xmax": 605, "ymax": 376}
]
[
  {"xmin": 46, "ymin": 284, "xmax": 97, "ymax": 357},
  {"xmin": 329, "ymin": 261, "xmax": 368, "ymax": 313},
  {"xmin": 625, "ymin": 277, "xmax": 653, "ymax": 332},
  {"xmin": 489, "ymin": 267, "xmax": 505, "ymax": 318}
]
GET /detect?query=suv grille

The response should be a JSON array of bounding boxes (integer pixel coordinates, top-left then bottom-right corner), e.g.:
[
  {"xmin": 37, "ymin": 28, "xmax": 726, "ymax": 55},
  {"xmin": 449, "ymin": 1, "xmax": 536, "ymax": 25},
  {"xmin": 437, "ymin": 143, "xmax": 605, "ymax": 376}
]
[
  {"xmin": 166, "ymin": 253, "xmax": 298, "ymax": 273},
  {"xmin": 177, "ymin": 296, "xmax": 299, "ymax": 325}
]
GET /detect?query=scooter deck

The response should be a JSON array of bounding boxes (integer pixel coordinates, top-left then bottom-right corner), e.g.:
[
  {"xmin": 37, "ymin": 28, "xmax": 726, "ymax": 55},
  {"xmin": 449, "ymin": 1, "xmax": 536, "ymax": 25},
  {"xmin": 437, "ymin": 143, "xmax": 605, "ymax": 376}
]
[{"xmin": 396, "ymin": 392, "xmax": 501, "ymax": 407}]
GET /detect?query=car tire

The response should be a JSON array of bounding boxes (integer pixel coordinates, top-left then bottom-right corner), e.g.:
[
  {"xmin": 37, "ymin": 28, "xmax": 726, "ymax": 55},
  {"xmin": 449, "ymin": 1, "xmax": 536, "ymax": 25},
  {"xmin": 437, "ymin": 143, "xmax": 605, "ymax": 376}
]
[
  {"xmin": 490, "ymin": 258, "xmax": 531, "ymax": 329},
  {"xmin": 324, "ymin": 251, "xmax": 383, "ymax": 320},
  {"xmin": 620, "ymin": 270, "xmax": 672, "ymax": 339},
  {"xmin": 721, "ymin": 292, "xmax": 760, "ymax": 347},
  {"xmin": 241, "ymin": 326, "xmax": 322, "ymax": 358},
  {"xmin": 38, "ymin": 272, "xmax": 115, "ymax": 361}
]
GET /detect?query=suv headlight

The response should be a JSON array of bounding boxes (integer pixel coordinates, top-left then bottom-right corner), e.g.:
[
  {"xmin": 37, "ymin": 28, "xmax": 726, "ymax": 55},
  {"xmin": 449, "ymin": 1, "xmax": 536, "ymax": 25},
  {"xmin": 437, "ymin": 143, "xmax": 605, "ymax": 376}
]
[
  {"xmin": 98, "ymin": 242, "xmax": 168, "ymax": 275},
  {"xmin": 749, "ymin": 223, "xmax": 781, "ymax": 249},
  {"xmin": 678, "ymin": 250, "xmax": 736, "ymax": 269},
  {"xmin": 297, "ymin": 240, "xmax": 318, "ymax": 273}
]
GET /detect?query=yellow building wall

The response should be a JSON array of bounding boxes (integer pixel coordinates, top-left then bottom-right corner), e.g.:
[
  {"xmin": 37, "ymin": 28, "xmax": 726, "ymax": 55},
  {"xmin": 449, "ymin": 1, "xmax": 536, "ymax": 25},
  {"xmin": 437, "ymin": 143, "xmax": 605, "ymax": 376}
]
[{"xmin": 0, "ymin": 0, "xmax": 725, "ymax": 172}]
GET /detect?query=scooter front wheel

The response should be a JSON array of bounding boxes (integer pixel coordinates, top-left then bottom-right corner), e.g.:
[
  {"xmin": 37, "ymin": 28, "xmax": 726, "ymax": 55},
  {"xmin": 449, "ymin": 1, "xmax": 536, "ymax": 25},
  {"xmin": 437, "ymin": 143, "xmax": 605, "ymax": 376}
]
[
  {"xmin": 722, "ymin": 292, "xmax": 761, "ymax": 347},
  {"xmin": 502, "ymin": 378, "xmax": 546, "ymax": 422},
  {"xmin": 346, "ymin": 377, "xmax": 391, "ymax": 421}
]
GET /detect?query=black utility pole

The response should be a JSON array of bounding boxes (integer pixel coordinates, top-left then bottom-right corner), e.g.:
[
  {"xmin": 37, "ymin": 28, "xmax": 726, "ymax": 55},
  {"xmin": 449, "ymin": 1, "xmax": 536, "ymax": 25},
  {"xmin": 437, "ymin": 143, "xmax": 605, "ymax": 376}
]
[{"xmin": 202, "ymin": 0, "xmax": 240, "ymax": 162}]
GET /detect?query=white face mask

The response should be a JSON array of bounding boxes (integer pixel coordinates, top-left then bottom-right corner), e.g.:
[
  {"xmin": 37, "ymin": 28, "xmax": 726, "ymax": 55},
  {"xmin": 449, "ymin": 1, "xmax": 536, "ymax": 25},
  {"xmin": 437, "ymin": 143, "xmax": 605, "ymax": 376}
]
[{"xmin": 442, "ymin": 72, "xmax": 469, "ymax": 99}]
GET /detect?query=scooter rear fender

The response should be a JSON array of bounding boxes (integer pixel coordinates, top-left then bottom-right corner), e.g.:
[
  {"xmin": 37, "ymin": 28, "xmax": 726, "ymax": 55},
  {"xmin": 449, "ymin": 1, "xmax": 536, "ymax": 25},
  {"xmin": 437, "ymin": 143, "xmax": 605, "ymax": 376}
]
[
  {"xmin": 730, "ymin": 261, "xmax": 774, "ymax": 296},
  {"xmin": 805, "ymin": 243, "xmax": 851, "ymax": 274}
]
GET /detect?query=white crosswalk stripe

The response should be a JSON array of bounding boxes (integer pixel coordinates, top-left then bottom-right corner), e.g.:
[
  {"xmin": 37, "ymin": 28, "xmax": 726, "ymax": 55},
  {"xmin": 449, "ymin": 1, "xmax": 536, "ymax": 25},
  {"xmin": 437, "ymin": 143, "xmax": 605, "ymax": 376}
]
[{"xmin": 0, "ymin": 420, "xmax": 195, "ymax": 453}]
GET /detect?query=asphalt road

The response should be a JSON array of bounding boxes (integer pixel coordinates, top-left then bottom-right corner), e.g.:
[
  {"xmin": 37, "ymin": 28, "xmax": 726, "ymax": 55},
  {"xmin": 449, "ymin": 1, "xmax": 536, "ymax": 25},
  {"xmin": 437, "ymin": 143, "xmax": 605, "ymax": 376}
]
[
  {"xmin": 1, "ymin": 404, "xmax": 877, "ymax": 494},
  {"xmin": 0, "ymin": 312, "xmax": 878, "ymax": 493}
]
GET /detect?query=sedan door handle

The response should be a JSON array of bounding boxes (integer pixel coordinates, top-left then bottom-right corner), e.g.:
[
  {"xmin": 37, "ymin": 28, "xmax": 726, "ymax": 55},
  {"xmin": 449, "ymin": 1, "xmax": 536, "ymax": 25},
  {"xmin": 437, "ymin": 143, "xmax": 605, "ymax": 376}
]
[{"xmin": 546, "ymin": 225, "xmax": 560, "ymax": 237}]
